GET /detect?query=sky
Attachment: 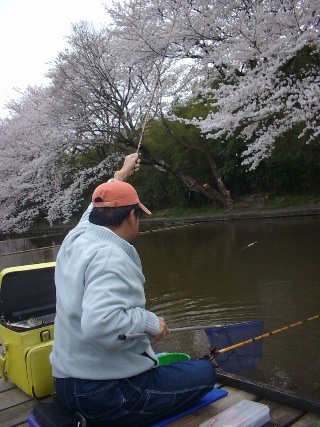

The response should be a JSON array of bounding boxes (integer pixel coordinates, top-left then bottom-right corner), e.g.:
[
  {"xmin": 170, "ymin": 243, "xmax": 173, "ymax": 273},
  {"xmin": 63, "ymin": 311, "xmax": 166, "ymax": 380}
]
[{"xmin": 0, "ymin": 0, "xmax": 113, "ymax": 117}]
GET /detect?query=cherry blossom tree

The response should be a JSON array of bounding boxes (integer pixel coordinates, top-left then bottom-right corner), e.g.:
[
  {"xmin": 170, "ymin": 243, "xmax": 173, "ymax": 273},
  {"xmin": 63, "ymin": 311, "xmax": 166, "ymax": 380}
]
[
  {"xmin": 0, "ymin": 81, "xmax": 119, "ymax": 234},
  {"xmin": 108, "ymin": 0, "xmax": 319, "ymax": 169},
  {"xmin": 0, "ymin": 21, "xmax": 176, "ymax": 234},
  {"xmin": 0, "ymin": 87, "xmax": 62, "ymax": 233},
  {"xmin": 0, "ymin": 0, "xmax": 319, "ymax": 233}
]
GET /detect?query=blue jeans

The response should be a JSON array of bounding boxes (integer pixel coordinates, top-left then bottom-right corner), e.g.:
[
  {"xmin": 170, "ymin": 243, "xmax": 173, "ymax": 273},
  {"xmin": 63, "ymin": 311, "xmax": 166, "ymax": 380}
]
[{"xmin": 54, "ymin": 359, "xmax": 216, "ymax": 427}]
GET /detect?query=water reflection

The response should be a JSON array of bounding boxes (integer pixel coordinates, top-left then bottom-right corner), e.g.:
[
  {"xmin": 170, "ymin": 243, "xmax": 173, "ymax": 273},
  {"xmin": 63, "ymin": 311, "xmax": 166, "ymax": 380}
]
[
  {"xmin": 135, "ymin": 217, "xmax": 320, "ymax": 399},
  {"xmin": 0, "ymin": 234, "xmax": 64, "ymax": 270},
  {"xmin": 1, "ymin": 217, "xmax": 320, "ymax": 399}
]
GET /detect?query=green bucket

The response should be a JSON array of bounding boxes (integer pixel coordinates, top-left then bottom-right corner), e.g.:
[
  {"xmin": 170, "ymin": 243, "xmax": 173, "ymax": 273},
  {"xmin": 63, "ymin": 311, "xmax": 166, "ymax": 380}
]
[{"xmin": 157, "ymin": 352, "xmax": 190, "ymax": 365}]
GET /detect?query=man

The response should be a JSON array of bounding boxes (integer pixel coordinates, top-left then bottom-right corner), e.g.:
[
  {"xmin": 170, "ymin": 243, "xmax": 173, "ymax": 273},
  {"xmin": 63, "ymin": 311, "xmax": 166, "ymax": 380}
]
[{"xmin": 50, "ymin": 153, "xmax": 216, "ymax": 426}]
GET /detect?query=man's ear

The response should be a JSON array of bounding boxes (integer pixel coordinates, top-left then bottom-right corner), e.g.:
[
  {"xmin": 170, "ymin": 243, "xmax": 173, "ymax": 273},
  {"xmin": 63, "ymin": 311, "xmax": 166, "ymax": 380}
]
[{"xmin": 126, "ymin": 209, "xmax": 136, "ymax": 224}]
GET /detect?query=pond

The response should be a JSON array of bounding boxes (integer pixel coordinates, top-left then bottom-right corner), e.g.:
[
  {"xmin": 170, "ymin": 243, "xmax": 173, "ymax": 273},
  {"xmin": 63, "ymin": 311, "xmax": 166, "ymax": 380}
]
[{"xmin": 1, "ymin": 215, "xmax": 320, "ymax": 401}]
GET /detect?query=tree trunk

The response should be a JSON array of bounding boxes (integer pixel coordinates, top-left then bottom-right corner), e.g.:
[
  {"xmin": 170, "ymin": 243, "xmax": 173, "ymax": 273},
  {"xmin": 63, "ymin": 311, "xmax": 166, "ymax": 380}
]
[
  {"xmin": 139, "ymin": 147, "xmax": 233, "ymax": 209},
  {"xmin": 159, "ymin": 119, "xmax": 233, "ymax": 209}
]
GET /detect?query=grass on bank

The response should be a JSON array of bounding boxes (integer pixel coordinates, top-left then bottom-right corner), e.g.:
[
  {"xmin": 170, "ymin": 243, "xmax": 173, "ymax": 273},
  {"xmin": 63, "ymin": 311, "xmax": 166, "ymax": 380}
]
[{"xmin": 150, "ymin": 193, "xmax": 320, "ymax": 219}]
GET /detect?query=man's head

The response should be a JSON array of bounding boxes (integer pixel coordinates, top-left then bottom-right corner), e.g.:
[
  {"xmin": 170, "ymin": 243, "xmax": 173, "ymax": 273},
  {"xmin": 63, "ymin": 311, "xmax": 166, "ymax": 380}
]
[
  {"xmin": 91, "ymin": 181, "xmax": 151, "ymax": 214},
  {"xmin": 89, "ymin": 181, "xmax": 151, "ymax": 234}
]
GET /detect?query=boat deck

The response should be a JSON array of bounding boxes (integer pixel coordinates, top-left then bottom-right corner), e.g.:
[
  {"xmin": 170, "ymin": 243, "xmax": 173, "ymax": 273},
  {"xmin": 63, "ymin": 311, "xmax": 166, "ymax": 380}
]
[{"xmin": 1, "ymin": 369, "xmax": 320, "ymax": 427}]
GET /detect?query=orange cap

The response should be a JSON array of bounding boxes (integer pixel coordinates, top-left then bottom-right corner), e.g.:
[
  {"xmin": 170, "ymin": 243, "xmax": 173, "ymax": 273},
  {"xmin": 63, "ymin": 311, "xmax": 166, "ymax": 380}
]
[{"xmin": 92, "ymin": 181, "xmax": 151, "ymax": 215}]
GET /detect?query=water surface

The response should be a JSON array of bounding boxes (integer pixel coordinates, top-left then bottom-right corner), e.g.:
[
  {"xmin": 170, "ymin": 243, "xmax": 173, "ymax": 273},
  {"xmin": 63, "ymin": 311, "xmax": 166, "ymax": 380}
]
[{"xmin": 1, "ymin": 216, "xmax": 319, "ymax": 400}]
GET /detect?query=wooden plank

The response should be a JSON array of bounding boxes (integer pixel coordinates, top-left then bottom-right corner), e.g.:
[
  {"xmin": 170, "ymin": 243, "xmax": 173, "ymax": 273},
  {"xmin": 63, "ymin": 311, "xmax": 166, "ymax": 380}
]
[
  {"xmin": 217, "ymin": 372, "xmax": 320, "ymax": 415},
  {"xmin": 0, "ymin": 377, "xmax": 16, "ymax": 393},
  {"xmin": 261, "ymin": 399, "xmax": 304, "ymax": 427},
  {"xmin": 291, "ymin": 413, "xmax": 320, "ymax": 426},
  {"xmin": 0, "ymin": 399, "xmax": 37, "ymax": 426},
  {"xmin": 0, "ymin": 393, "xmax": 52, "ymax": 427},
  {"xmin": 166, "ymin": 386, "xmax": 257, "ymax": 427},
  {"xmin": 0, "ymin": 387, "xmax": 33, "ymax": 411}
]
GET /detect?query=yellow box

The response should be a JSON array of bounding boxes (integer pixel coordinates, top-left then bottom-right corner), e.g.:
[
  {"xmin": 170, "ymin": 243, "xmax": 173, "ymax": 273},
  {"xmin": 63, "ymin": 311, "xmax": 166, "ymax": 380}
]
[{"xmin": 0, "ymin": 262, "xmax": 56, "ymax": 398}]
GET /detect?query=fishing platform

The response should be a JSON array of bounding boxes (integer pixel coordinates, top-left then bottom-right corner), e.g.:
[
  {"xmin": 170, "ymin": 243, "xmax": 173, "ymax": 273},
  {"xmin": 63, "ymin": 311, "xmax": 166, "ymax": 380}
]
[
  {"xmin": 1, "ymin": 348, "xmax": 320, "ymax": 427},
  {"xmin": 1, "ymin": 262, "xmax": 320, "ymax": 426}
]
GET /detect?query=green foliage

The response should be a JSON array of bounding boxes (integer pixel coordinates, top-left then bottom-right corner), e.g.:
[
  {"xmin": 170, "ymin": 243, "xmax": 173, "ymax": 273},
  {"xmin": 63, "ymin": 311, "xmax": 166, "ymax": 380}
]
[
  {"xmin": 131, "ymin": 165, "xmax": 209, "ymax": 211},
  {"xmin": 281, "ymin": 45, "xmax": 319, "ymax": 76},
  {"xmin": 142, "ymin": 99, "xmax": 249, "ymax": 199},
  {"xmin": 263, "ymin": 193, "xmax": 320, "ymax": 209},
  {"xmin": 140, "ymin": 96, "xmax": 320, "ymax": 207},
  {"xmin": 248, "ymin": 125, "xmax": 320, "ymax": 194}
]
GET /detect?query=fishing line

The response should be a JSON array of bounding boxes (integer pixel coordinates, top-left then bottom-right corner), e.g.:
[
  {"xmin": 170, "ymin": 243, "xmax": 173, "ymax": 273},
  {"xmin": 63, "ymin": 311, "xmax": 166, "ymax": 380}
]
[
  {"xmin": 0, "ymin": 245, "xmax": 61, "ymax": 256},
  {"xmin": 0, "ymin": 223, "xmax": 199, "ymax": 256},
  {"xmin": 241, "ymin": 241, "xmax": 257, "ymax": 250},
  {"xmin": 136, "ymin": 4, "xmax": 180, "ymax": 154},
  {"xmin": 139, "ymin": 222, "xmax": 199, "ymax": 235}
]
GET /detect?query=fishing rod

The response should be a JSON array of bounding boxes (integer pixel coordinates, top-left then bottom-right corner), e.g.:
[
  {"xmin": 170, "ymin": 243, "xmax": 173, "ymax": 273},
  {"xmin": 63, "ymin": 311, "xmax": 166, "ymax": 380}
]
[
  {"xmin": 118, "ymin": 324, "xmax": 223, "ymax": 341},
  {"xmin": 119, "ymin": 313, "xmax": 320, "ymax": 349}
]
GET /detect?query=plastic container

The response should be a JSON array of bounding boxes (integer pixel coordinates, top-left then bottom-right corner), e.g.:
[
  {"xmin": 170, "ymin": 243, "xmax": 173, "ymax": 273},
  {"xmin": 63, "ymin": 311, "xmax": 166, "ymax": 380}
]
[
  {"xmin": 199, "ymin": 399, "xmax": 270, "ymax": 427},
  {"xmin": 157, "ymin": 352, "xmax": 190, "ymax": 365}
]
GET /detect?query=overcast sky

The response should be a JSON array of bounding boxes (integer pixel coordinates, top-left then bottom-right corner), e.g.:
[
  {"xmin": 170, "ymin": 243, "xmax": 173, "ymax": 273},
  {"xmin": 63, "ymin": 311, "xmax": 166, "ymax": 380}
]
[{"xmin": 0, "ymin": 0, "xmax": 112, "ymax": 117}]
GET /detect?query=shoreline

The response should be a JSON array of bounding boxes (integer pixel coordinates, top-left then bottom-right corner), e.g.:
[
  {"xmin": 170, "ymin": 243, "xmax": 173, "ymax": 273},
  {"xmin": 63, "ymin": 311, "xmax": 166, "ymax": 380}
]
[
  {"xmin": 141, "ymin": 203, "xmax": 320, "ymax": 227},
  {"xmin": 2, "ymin": 203, "xmax": 320, "ymax": 240}
]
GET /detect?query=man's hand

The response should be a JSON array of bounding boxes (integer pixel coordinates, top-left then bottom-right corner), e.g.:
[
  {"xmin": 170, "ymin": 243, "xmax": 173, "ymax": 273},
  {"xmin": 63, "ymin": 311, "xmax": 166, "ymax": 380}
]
[
  {"xmin": 154, "ymin": 317, "xmax": 170, "ymax": 340},
  {"xmin": 114, "ymin": 153, "xmax": 140, "ymax": 181}
]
